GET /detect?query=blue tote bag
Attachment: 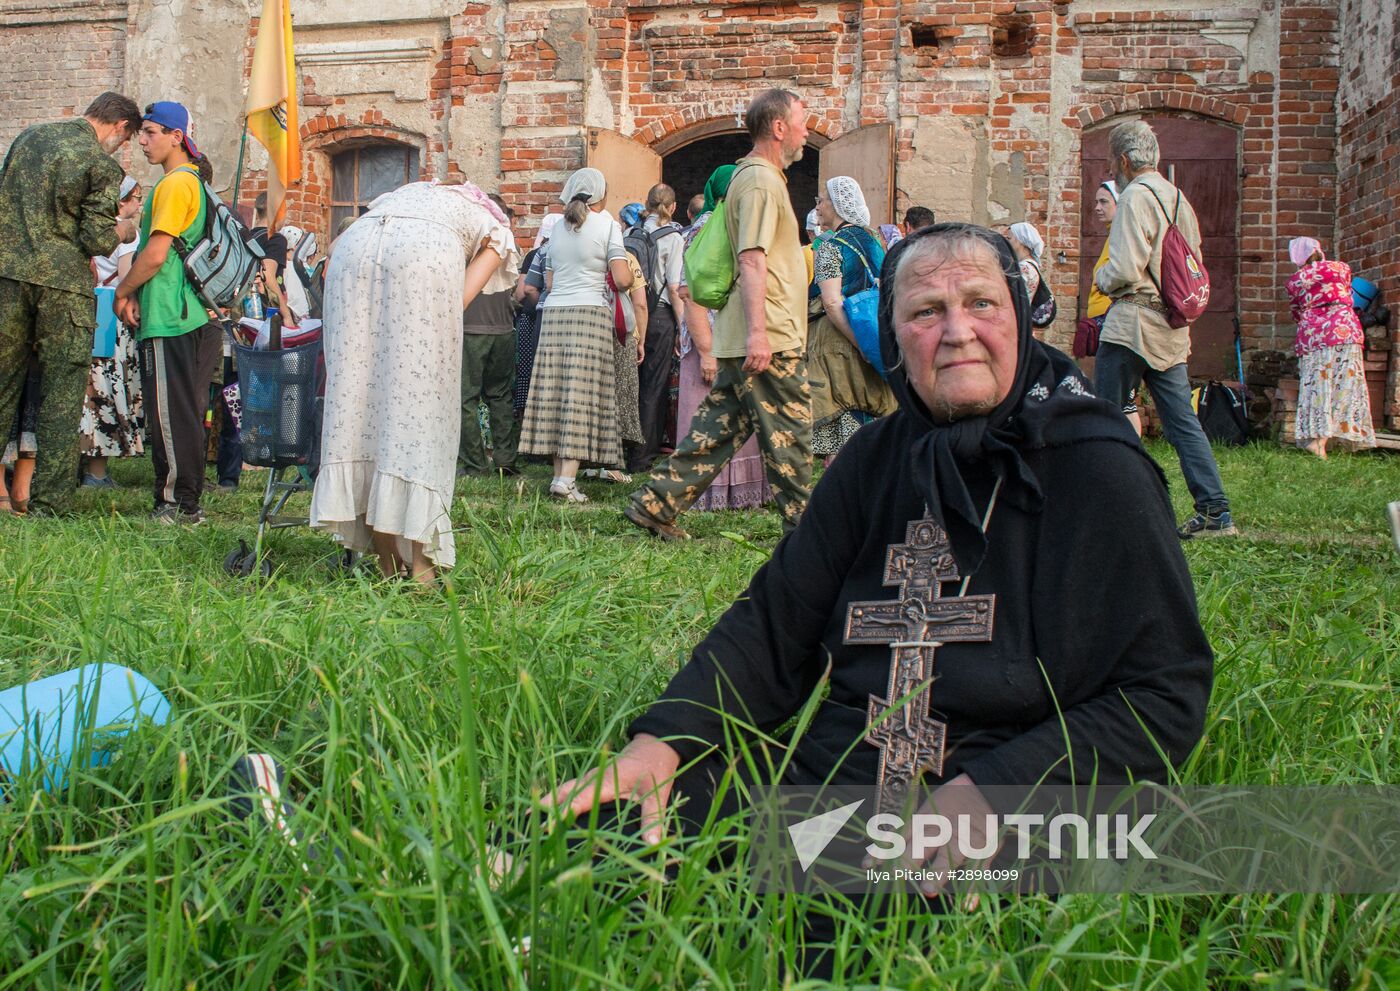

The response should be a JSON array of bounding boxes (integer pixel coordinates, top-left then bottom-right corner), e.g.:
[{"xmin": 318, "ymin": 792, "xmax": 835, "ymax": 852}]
[
  {"xmin": 831, "ymin": 234, "xmax": 886, "ymax": 379},
  {"xmin": 92, "ymin": 286, "xmax": 118, "ymax": 359}
]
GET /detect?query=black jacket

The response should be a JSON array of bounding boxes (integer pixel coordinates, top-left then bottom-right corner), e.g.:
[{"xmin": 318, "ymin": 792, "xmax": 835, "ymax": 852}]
[{"xmin": 629, "ymin": 411, "xmax": 1213, "ymax": 795}]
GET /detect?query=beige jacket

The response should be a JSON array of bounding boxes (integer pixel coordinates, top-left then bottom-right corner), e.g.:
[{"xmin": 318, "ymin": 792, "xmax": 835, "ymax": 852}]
[{"xmin": 1095, "ymin": 171, "xmax": 1203, "ymax": 371}]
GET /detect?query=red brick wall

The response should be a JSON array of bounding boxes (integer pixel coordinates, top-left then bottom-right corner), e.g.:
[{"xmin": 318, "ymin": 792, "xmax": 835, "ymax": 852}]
[
  {"xmin": 1335, "ymin": 0, "xmax": 1399, "ymax": 429},
  {"xmin": 207, "ymin": 0, "xmax": 1354, "ymax": 411},
  {"xmin": 0, "ymin": 16, "xmax": 128, "ymax": 155}
]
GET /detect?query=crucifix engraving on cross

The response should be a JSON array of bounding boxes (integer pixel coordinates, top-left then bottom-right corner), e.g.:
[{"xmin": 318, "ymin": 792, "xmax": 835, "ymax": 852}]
[{"xmin": 844, "ymin": 515, "xmax": 996, "ymax": 815}]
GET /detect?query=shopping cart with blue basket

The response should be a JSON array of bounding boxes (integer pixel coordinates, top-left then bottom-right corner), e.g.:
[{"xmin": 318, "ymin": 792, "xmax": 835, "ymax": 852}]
[{"xmin": 222, "ymin": 315, "xmax": 332, "ymax": 578}]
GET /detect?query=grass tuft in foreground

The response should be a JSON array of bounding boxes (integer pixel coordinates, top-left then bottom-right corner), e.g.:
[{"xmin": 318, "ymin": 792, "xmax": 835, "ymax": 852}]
[{"xmin": 1, "ymin": 440, "xmax": 1398, "ymax": 988}]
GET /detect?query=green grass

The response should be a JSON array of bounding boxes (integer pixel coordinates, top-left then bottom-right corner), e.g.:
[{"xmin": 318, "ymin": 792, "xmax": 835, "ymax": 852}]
[{"xmin": 1, "ymin": 439, "xmax": 1398, "ymax": 989}]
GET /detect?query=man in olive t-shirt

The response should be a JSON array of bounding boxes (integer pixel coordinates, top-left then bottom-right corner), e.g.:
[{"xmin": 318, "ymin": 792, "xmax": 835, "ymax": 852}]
[{"xmin": 627, "ymin": 89, "xmax": 813, "ymax": 540}]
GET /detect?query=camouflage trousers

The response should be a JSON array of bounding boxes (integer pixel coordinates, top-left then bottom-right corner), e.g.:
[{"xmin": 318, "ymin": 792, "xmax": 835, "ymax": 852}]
[
  {"xmin": 0, "ymin": 278, "xmax": 95, "ymax": 514},
  {"xmin": 631, "ymin": 351, "xmax": 812, "ymax": 531}
]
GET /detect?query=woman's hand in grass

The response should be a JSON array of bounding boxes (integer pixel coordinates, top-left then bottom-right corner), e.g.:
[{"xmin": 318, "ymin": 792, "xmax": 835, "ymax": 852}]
[{"xmin": 545, "ymin": 734, "xmax": 682, "ymax": 845}]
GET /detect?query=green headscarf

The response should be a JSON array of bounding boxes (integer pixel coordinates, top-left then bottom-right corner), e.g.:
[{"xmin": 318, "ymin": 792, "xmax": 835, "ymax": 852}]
[{"xmin": 702, "ymin": 164, "xmax": 737, "ymax": 215}]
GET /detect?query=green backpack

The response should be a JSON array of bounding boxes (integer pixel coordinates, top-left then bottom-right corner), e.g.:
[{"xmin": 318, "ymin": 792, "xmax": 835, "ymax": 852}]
[{"xmin": 684, "ymin": 199, "xmax": 736, "ymax": 310}]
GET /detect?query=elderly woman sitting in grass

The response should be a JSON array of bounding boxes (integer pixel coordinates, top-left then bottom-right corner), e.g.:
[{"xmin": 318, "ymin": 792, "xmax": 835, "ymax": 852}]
[{"xmin": 547, "ymin": 223, "xmax": 1213, "ymax": 974}]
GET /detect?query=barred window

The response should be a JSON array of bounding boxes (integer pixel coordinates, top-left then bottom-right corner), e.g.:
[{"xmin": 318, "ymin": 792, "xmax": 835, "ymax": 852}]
[{"xmin": 329, "ymin": 144, "xmax": 419, "ymax": 232}]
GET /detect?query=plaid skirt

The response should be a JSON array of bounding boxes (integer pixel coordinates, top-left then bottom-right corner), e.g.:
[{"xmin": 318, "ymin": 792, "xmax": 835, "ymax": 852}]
[{"xmin": 519, "ymin": 304, "xmax": 622, "ymax": 466}]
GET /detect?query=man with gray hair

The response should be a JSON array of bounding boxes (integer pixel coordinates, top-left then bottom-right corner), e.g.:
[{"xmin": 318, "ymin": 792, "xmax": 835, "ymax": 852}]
[
  {"xmin": 626, "ymin": 88, "xmax": 812, "ymax": 539},
  {"xmin": 1093, "ymin": 119, "xmax": 1235, "ymax": 539}
]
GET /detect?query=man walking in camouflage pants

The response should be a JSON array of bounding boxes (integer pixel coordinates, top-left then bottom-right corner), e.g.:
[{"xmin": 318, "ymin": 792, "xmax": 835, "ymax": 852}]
[
  {"xmin": 0, "ymin": 92, "xmax": 140, "ymax": 515},
  {"xmin": 626, "ymin": 89, "xmax": 813, "ymax": 540}
]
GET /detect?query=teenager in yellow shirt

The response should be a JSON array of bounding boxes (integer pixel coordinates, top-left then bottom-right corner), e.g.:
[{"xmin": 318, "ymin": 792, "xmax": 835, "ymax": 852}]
[{"xmin": 114, "ymin": 102, "xmax": 221, "ymax": 524}]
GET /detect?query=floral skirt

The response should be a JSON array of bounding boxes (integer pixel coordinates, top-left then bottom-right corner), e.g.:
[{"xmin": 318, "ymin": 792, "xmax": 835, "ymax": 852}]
[
  {"xmin": 78, "ymin": 320, "xmax": 145, "ymax": 458},
  {"xmin": 1296, "ymin": 344, "xmax": 1375, "ymax": 449}
]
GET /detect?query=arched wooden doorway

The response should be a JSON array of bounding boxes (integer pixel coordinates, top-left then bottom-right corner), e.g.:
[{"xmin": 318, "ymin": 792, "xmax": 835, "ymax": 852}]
[
  {"xmin": 587, "ymin": 122, "xmax": 894, "ymax": 233},
  {"xmin": 661, "ymin": 131, "xmax": 821, "ymax": 229},
  {"xmin": 1081, "ymin": 116, "xmax": 1240, "ymax": 380}
]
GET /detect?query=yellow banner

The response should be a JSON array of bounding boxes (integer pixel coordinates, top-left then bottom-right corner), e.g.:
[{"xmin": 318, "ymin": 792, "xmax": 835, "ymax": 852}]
[{"xmin": 246, "ymin": 0, "xmax": 300, "ymax": 227}]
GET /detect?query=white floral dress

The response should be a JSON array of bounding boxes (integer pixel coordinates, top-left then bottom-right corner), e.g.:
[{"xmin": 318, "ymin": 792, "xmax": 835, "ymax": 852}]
[{"xmin": 310, "ymin": 182, "xmax": 517, "ymax": 568}]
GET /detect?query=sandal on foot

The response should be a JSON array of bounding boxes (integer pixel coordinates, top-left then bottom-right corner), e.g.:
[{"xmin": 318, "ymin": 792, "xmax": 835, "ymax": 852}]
[{"xmin": 548, "ymin": 480, "xmax": 588, "ymax": 504}]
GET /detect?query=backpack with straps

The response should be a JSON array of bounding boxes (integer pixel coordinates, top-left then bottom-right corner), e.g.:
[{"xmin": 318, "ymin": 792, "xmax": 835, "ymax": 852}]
[
  {"xmin": 1141, "ymin": 184, "xmax": 1210, "ymax": 329},
  {"xmin": 682, "ymin": 159, "xmax": 764, "ymax": 311},
  {"xmin": 623, "ymin": 222, "xmax": 681, "ymax": 315},
  {"xmin": 171, "ymin": 169, "xmax": 266, "ymax": 311}
]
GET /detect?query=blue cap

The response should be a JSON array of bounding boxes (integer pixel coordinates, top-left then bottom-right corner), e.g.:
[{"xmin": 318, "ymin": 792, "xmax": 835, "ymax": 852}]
[{"xmin": 142, "ymin": 101, "xmax": 200, "ymax": 158}]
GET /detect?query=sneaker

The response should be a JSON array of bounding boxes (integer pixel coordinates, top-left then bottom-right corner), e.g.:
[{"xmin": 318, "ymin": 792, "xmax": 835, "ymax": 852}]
[
  {"xmin": 82, "ymin": 474, "xmax": 115, "ymax": 488},
  {"xmin": 151, "ymin": 504, "xmax": 206, "ymax": 526},
  {"xmin": 624, "ymin": 502, "xmax": 692, "ymax": 542},
  {"xmin": 548, "ymin": 480, "xmax": 588, "ymax": 504},
  {"xmin": 1177, "ymin": 510, "xmax": 1236, "ymax": 539}
]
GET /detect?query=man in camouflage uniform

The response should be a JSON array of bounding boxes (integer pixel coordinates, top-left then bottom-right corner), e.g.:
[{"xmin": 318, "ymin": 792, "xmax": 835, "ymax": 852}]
[
  {"xmin": 0, "ymin": 92, "xmax": 140, "ymax": 514},
  {"xmin": 626, "ymin": 89, "xmax": 814, "ymax": 540}
]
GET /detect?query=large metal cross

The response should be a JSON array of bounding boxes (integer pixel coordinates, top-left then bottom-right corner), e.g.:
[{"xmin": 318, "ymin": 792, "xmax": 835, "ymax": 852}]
[{"xmin": 844, "ymin": 516, "xmax": 996, "ymax": 815}]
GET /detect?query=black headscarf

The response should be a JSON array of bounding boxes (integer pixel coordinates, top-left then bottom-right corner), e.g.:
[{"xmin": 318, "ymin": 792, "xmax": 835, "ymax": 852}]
[{"xmin": 877, "ymin": 223, "xmax": 1151, "ymax": 575}]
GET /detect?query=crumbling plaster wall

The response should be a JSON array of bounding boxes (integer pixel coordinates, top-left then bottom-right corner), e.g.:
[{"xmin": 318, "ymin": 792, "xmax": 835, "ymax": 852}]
[{"xmin": 125, "ymin": 0, "xmax": 254, "ymax": 196}]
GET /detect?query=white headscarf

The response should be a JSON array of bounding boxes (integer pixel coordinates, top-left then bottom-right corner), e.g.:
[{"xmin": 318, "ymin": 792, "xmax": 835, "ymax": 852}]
[
  {"xmin": 1009, "ymin": 222, "xmax": 1044, "ymax": 260},
  {"xmin": 805, "ymin": 209, "xmax": 820, "ymax": 234},
  {"xmin": 826, "ymin": 176, "xmax": 871, "ymax": 228},
  {"xmin": 1289, "ymin": 236, "xmax": 1323, "ymax": 268},
  {"xmin": 1099, "ymin": 180, "xmax": 1119, "ymax": 203},
  {"xmin": 119, "ymin": 175, "xmax": 138, "ymax": 200},
  {"xmin": 279, "ymin": 225, "xmax": 306, "ymax": 251},
  {"xmin": 560, "ymin": 168, "xmax": 606, "ymax": 206},
  {"xmin": 533, "ymin": 213, "xmax": 561, "ymax": 250}
]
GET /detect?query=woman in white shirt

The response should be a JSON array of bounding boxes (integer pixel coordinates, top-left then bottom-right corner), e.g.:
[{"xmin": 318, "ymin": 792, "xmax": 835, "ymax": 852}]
[
  {"xmin": 519, "ymin": 168, "xmax": 634, "ymax": 503},
  {"xmin": 1009, "ymin": 221, "xmax": 1045, "ymax": 304},
  {"xmin": 79, "ymin": 176, "xmax": 145, "ymax": 486}
]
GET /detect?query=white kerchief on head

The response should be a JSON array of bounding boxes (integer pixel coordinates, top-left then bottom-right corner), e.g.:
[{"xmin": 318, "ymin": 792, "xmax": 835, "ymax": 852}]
[
  {"xmin": 534, "ymin": 213, "xmax": 561, "ymax": 250},
  {"xmin": 806, "ymin": 209, "xmax": 820, "ymax": 233},
  {"xmin": 1100, "ymin": 180, "xmax": 1119, "ymax": 202},
  {"xmin": 561, "ymin": 168, "xmax": 607, "ymax": 206},
  {"xmin": 826, "ymin": 176, "xmax": 871, "ymax": 228},
  {"xmin": 1010, "ymin": 222, "xmax": 1044, "ymax": 260},
  {"xmin": 1289, "ymin": 236, "xmax": 1323, "ymax": 268},
  {"xmin": 119, "ymin": 175, "xmax": 138, "ymax": 200},
  {"xmin": 279, "ymin": 225, "xmax": 305, "ymax": 250}
]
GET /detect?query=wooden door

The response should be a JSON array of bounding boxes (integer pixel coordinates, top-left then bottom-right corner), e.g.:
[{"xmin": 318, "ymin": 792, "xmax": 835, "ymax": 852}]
[
  {"xmin": 586, "ymin": 129, "xmax": 661, "ymax": 222},
  {"xmin": 1081, "ymin": 116, "xmax": 1240, "ymax": 380},
  {"xmin": 819, "ymin": 123, "xmax": 894, "ymax": 228}
]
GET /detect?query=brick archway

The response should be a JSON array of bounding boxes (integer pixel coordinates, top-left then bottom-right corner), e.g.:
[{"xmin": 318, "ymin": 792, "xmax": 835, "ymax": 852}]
[
  {"xmin": 645, "ymin": 110, "xmax": 836, "ymax": 155},
  {"xmin": 1074, "ymin": 91, "xmax": 1249, "ymax": 130},
  {"xmin": 288, "ymin": 115, "xmax": 429, "ymax": 237}
]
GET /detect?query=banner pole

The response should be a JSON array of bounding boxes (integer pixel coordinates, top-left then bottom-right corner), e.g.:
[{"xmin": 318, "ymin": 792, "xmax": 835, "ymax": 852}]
[{"xmin": 232, "ymin": 118, "xmax": 250, "ymax": 212}]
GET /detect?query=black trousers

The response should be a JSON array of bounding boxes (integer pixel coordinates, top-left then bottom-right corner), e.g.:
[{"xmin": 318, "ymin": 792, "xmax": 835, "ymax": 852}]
[
  {"xmin": 215, "ymin": 354, "xmax": 243, "ymax": 487},
  {"xmin": 139, "ymin": 322, "xmax": 221, "ymax": 513},
  {"xmin": 628, "ymin": 302, "xmax": 677, "ymax": 472}
]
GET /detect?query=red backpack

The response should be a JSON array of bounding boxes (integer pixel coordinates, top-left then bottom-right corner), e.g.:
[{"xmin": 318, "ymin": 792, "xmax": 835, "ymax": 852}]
[{"xmin": 1142, "ymin": 185, "xmax": 1210, "ymax": 329}]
